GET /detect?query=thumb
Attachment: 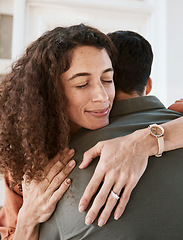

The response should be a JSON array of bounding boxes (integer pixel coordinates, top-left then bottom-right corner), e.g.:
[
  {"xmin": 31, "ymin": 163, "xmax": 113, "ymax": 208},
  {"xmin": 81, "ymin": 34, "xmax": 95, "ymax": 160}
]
[{"xmin": 79, "ymin": 142, "xmax": 104, "ymax": 169}]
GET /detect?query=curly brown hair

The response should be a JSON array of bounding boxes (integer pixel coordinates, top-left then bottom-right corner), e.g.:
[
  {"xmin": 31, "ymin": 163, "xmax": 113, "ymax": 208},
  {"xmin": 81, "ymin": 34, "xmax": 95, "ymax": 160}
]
[{"xmin": 0, "ymin": 24, "xmax": 116, "ymax": 187}]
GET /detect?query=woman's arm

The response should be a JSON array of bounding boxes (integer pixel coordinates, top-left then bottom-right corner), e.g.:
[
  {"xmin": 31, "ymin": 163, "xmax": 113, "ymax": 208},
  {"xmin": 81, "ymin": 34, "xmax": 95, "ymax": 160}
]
[
  {"xmin": 79, "ymin": 116, "xmax": 183, "ymax": 227},
  {"xmin": 0, "ymin": 149, "xmax": 75, "ymax": 240}
]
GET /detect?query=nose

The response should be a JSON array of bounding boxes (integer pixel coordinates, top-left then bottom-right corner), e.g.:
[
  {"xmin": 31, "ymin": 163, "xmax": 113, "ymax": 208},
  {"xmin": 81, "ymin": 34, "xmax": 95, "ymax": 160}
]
[{"xmin": 92, "ymin": 82, "xmax": 109, "ymax": 102}]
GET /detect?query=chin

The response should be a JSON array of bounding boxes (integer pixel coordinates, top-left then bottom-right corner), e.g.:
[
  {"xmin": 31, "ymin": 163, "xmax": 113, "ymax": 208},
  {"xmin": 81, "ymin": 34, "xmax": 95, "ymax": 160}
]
[{"xmin": 89, "ymin": 121, "xmax": 109, "ymax": 130}]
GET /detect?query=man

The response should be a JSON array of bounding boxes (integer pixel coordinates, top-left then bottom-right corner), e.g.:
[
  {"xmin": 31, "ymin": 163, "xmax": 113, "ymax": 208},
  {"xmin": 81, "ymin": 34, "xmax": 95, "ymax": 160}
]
[{"xmin": 39, "ymin": 31, "xmax": 183, "ymax": 239}]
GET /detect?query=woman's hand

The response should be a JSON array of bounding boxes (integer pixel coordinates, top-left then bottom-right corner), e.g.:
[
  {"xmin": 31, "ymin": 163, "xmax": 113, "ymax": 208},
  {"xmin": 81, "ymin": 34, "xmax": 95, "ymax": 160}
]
[
  {"xmin": 14, "ymin": 148, "xmax": 76, "ymax": 240},
  {"xmin": 168, "ymin": 99, "xmax": 183, "ymax": 113},
  {"xmin": 79, "ymin": 129, "xmax": 156, "ymax": 227}
]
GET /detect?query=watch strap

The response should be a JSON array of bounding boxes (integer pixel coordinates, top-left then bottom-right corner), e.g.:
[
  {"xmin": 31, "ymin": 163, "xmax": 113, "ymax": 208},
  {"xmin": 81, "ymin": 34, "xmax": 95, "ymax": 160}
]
[
  {"xmin": 149, "ymin": 124, "xmax": 165, "ymax": 157},
  {"xmin": 155, "ymin": 136, "xmax": 164, "ymax": 157}
]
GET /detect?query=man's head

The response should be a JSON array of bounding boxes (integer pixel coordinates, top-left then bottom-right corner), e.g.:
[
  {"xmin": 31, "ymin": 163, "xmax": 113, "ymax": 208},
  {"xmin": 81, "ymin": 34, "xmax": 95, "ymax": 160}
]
[{"xmin": 108, "ymin": 30, "xmax": 153, "ymax": 98}]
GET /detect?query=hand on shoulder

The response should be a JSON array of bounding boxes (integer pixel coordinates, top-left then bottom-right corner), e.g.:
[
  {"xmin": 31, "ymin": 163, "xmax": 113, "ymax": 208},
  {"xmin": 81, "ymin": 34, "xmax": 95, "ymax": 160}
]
[{"xmin": 168, "ymin": 99, "xmax": 183, "ymax": 113}]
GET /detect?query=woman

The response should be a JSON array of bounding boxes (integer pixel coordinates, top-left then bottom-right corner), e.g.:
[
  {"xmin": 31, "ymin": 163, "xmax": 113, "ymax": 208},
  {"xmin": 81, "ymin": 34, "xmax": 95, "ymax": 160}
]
[
  {"xmin": 0, "ymin": 24, "xmax": 116, "ymax": 240},
  {"xmin": 0, "ymin": 24, "xmax": 183, "ymax": 239}
]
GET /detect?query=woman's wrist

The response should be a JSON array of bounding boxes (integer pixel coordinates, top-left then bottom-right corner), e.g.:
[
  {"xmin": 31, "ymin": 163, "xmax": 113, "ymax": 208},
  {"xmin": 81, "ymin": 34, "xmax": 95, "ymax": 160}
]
[
  {"xmin": 161, "ymin": 117, "xmax": 183, "ymax": 151},
  {"xmin": 17, "ymin": 205, "xmax": 38, "ymax": 227},
  {"xmin": 135, "ymin": 117, "xmax": 183, "ymax": 158},
  {"xmin": 133, "ymin": 128, "xmax": 159, "ymax": 157},
  {"xmin": 14, "ymin": 208, "xmax": 39, "ymax": 240}
]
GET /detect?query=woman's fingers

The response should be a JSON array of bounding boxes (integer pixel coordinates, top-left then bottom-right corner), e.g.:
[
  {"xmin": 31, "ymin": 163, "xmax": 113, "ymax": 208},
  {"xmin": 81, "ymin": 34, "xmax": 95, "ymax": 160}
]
[
  {"xmin": 84, "ymin": 175, "xmax": 115, "ymax": 225},
  {"xmin": 84, "ymin": 174, "xmax": 123, "ymax": 227},
  {"xmin": 39, "ymin": 178, "xmax": 72, "ymax": 223},
  {"xmin": 39, "ymin": 158, "xmax": 76, "ymax": 223},
  {"xmin": 97, "ymin": 191, "xmax": 120, "ymax": 226},
  {"xmin": 97, "ymin": 179, "xmax": 136, "ymax": 227},
  {"xmin": 45, "ymin": 159, "xmax": 76, "ymax": 196},
  {"xmin": 61, "ymin": 148, "xmax": 75, "ymax": 165},
  {"xmin": 113, "ymin": 181, "xmax": 136, "ymax": 220},
  {"xmin": 79, "ymin": 135, "xmax": 149, "ymax": 227},
  {"xmin": 49, "ymin": 178, "xmax": 71, "ymax": 207},
  {"xmin": 84, "ymin": 177, "xmax": 137, "ymax": 227},
  {"xmin": 45, "ymin": 161, "xmax": 65, "ymax": 185},
  {"xmin": 21, "ymin": 149, "xmax": 76, "ymax": 225},
  {"xmin": 79, "ymin": 170, "xmax": 104, "ymax": 213},
  {"xmin": 97, "ymin": 178, "xmax": 124, "ymax": 226},
  {"xmin": 44, "ymin": 148, "xmax": 75, "ymax": 175},
  {"xmin": 41, "ymin": 148, "xmax": 75, "ymax": 190},
  {"xmin": 79, "ymin": 142, "xmax": 103, "ymax": 169}
]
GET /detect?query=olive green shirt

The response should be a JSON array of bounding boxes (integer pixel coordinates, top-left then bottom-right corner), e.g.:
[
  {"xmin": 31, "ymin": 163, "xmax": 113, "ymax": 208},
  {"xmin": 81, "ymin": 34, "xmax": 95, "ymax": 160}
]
[{"xmin": 39, "ymin": 96, "xmax": 183, "ymax": 240}]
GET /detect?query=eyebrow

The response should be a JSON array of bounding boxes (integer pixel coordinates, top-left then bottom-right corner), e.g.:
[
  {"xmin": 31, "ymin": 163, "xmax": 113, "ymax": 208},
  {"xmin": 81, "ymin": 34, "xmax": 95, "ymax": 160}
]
[{"xmin": 68, "ymin": 68, "xmax": 114, "ymax": 81}]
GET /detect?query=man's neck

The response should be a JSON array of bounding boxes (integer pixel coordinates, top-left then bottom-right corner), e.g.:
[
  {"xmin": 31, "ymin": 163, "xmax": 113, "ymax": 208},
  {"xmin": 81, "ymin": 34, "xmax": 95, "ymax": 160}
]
[{"xmin": 115, "ymin": 90, "xmax": 142, "ymax": 102}]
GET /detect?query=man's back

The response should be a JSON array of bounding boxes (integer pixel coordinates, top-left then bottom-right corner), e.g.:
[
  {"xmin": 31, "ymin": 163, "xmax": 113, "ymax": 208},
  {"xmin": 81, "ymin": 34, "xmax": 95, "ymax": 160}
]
[{"xmin": 39, "ymin": 96, "xmax": 183, "ymax": 240}]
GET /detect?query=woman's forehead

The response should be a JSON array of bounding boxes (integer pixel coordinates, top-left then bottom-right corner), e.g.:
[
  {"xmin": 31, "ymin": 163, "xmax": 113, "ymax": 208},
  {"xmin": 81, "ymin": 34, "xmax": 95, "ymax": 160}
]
[
  {"xmin": 62, "ymin": 46, "xmax": 112, "ymax": 79},
  {"xmin": 70, "ymin": 46, "xmax": 111, "ymax": 65}
]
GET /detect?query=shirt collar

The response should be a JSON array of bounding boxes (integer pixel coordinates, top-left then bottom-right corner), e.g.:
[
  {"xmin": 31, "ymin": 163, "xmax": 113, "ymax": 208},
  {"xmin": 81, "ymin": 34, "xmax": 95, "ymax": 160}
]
[{"xmin": 110, "ymin": 95, "xmax": 165, "ymax": 118}]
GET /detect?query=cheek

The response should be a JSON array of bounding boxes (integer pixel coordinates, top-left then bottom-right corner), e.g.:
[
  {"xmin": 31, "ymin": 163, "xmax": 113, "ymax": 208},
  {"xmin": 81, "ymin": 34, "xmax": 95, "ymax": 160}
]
[
  {"xmin": 66, "ymin": 91, "xmax": 85, "ymax": 117},
  {"xmin": 108, "ymin": 85, "xmax": 115, "ymax": 103}
]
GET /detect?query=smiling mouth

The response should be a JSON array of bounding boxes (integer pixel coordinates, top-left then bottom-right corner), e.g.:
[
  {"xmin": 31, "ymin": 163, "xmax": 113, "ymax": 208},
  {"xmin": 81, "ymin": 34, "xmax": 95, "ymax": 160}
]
[{"xmin": 85, "ymin": 108, "xmax": 109, "ymax": 117}]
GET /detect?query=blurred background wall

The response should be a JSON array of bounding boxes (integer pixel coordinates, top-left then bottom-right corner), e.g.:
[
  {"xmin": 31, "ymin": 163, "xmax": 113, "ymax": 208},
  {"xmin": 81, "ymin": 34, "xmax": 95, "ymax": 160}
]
[{"xmin": 0, "ymin": 0, "xmax": 183, "ymax": 206}]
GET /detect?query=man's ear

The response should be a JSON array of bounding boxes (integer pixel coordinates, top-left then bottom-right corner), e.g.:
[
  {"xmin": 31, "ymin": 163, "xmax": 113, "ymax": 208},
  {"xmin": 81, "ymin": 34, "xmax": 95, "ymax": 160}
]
[{"xmin": 145, "ymin": 77, "xmax": 152, "ymax": 95}]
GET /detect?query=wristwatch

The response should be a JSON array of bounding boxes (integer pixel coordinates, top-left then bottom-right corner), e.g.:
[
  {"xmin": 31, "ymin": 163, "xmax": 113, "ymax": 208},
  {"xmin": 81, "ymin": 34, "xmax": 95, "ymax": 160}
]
[{"xmin": 149, "ymin": 124, "xmax": 164, "ymax": 157}]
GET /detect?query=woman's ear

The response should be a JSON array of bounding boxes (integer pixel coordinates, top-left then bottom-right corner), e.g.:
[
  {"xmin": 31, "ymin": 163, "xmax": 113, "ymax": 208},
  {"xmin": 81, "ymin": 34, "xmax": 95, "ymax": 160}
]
[{"xmin": 145, "ymin": 77, "xmax": 152, "ymax": 95}]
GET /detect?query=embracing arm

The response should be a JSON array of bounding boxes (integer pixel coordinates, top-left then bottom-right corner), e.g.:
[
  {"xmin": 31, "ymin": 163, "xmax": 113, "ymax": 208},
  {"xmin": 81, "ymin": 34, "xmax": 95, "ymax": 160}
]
[{"xmin": 79, "ymin": 115, "xmax": 183, "ymax": 227}]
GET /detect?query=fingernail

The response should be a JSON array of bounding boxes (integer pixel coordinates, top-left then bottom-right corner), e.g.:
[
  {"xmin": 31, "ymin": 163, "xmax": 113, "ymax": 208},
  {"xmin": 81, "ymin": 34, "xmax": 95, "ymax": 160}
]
[
  {"xmin": 65, "ymin": 178, "xmax": 71, "ymax": 185},
  {"xmin": 79, "ymin": 205, "xmax": 85, "ymax": 212},
  {"xmin": 68, "ymin": 160, "xmax": 76, "ymax": 167},
  {"xmin": 98, "ymin": 219, "xmax": 105, "ymax": 227},
  {"xmin": 79, "ymin": 163, "xmax": 84, "ymax": 169},
  {"xmin": 114, "ymin": 213, "xmax": 120, "ymax": 220},
  {"xmin": 69, "ymin": 149, "xmax": 75, "ymax": 155},
  {"xmin": 85, "ymin": 217, "xmax": 93, "ymax": 225}
]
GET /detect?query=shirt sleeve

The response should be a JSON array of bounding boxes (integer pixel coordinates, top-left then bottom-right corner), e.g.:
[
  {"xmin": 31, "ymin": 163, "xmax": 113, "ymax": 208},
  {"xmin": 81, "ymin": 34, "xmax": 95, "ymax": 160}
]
[
  {"xmin": 168, "ymin": 99, "xmax": 183, "ymax": 113},
  {"xmin": 0, "ymin": 175, "xmax": 23, "ymax": 240}
]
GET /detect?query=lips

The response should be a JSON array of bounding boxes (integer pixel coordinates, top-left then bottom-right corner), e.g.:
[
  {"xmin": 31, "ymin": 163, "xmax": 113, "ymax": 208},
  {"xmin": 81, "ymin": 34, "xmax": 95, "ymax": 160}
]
[{"xmin": 85, "ymin": 107, "xmax": 109, "ymax": 117}]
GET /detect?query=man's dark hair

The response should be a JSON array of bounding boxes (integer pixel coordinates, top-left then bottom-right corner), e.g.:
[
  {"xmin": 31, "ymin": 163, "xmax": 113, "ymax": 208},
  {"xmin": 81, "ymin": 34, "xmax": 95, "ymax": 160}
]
[{"xmin": 108, "ymin": 30, "xmax": 153, "ymax": 95}]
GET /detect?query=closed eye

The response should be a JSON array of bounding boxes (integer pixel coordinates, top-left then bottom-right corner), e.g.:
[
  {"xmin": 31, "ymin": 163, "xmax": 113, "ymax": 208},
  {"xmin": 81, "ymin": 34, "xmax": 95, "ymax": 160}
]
[
  {"xmin": 102, "ymin": 80, "xmax": 113, "ymax": 83},
  {"xmin": 76, "ymin": 83, "xmax": 88, "ymax": 88}
]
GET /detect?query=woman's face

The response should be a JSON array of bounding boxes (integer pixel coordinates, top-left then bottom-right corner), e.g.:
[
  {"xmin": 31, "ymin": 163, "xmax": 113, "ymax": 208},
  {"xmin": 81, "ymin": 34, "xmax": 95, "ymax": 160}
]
[{"xmin": 61, "ymin": 46, "xmax": 115, "ymax": 134}]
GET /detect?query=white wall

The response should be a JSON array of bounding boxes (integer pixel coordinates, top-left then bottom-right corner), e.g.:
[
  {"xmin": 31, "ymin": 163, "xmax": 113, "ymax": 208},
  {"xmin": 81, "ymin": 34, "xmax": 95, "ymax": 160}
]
[
  {"xmin": 166, "ymin": 0, "xmax": 183, "ymax": 106},
  {"xmin": 24, "ymin": 0, "xmax": 168, "ymax": 106}
]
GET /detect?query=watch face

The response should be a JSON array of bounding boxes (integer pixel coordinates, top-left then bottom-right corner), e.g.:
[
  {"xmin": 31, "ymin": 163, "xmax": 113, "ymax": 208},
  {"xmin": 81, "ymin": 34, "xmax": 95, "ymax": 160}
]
[
  {"xmin": 150, "ymin": 124, "xmax": 164, "ymax": 137},
  {"xmin": 152, "ymin": 126, "xmax": 162, "ymax": 135}
]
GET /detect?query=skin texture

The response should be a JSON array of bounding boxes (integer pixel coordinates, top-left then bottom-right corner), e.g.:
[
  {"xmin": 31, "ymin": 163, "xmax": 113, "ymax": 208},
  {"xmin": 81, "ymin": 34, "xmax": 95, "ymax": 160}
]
[{"xmin": 61, "ymin": 46, "xmax": 115, "ymax": 134}]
